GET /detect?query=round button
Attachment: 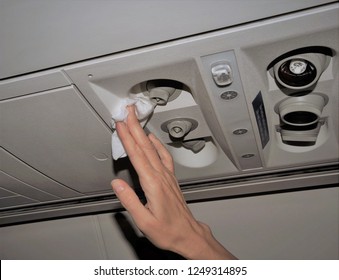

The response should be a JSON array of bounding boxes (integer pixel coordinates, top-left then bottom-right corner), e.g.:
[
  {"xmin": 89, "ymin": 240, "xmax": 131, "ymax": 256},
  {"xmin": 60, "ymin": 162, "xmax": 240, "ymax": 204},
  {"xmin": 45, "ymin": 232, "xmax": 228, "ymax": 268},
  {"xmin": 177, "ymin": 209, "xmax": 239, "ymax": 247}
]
[
  {"xmin": 220, "ymin": 91, "xmax": 238, "ymax": 100},
  {"xmin": 233, "ymin": 128, "xmax": 248, "ymax": 135}
]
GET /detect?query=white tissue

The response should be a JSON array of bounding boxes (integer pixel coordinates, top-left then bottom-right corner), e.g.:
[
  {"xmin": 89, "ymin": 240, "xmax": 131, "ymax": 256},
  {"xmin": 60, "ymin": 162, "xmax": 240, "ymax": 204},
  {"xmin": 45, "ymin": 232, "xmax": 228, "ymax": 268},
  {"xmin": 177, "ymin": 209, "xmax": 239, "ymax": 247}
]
[{"xmin": 111, "ymin": 93, "xmax": 155, "ymax": 160}]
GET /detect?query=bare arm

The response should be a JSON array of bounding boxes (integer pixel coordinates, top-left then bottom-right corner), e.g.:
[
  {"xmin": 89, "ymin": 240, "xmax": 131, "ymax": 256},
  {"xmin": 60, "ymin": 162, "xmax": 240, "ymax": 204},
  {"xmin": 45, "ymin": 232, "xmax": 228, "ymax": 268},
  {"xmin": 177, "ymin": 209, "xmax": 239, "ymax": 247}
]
[{"xmin": 111, "ymin": 106, "xmax": 236, "ymax": 260}]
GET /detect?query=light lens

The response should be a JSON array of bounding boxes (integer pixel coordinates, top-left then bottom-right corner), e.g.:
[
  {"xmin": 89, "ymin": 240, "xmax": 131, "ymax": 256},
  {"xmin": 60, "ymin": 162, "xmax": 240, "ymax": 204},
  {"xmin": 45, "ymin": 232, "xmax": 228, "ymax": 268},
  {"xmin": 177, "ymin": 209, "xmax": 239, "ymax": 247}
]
[{"xmin": 289, "ymin": 59, "xmax": 307, "ymax": 74}]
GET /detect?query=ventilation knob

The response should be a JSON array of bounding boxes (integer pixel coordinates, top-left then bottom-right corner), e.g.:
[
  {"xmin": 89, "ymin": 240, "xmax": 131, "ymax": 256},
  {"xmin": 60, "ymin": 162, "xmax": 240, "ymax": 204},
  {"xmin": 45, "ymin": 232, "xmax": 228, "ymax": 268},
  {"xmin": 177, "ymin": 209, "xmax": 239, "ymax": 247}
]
[
  {"xmin": 166, "ymin": 120, "xmax": 193, "ymax": 139},
  {"xmin": 149, "ymin": 87, "xmax": 176, "ymax": 105}
]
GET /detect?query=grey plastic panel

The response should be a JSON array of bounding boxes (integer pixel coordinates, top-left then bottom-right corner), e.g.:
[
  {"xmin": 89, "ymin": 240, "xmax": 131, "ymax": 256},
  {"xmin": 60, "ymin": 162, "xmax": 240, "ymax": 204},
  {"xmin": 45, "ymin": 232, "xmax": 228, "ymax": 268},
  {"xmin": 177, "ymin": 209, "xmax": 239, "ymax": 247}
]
[
  {"xmin": 1, "ymin": 186, "xmax": 338, "ymax": 260},
  {"xmin": 0, "ymin": 148, "xmax": 81, "ymax": 198},
  {"xmin": 1, "ymin": 168, "xmax": 337, "ymax": 226},
  {"xmin": 0, "ymin": 187, "xmax": 16, "ymax": 198},
  {"xmin": 0, "ymin": 85, "xmax": 115, "ymax": 194},
  {"xmin": 0, "ymin": 70, "xmax": 71, "ymax": 100},
  {"xmin": 0, "ymin": 0, "xmax": 333, "ymax": 79},
  {"xmin": 0, "ymin": 171, "xmax": 58, "ymax": 203},
  {"xmin": 0, "ymin": 196, "xmax": 37, "ymax": 209},
  {"xmin": 0, "ymin": 215, "xmax": 107, "ymax": 259},
  {"xmin": 201, "ymin": 51, "xmax": 263, "ymax": 170}
]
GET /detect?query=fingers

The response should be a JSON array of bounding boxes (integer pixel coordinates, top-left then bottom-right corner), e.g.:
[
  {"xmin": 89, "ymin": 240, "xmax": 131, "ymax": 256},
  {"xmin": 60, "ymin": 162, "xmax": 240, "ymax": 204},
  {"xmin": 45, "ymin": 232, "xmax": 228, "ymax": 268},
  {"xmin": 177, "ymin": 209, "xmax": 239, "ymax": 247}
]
[
  {"xmin": 124, "ymin": 106, "xmax": 150, "ymax": 145},
  {"xmin": 148, "ymin": 133, "xmax": 174, "ymax": 173},
  {"xmin": 116, "ymin": 106, "xmax": 165, "ymax": 174},
  {"xmin": 115, "ymin": 121, "xmax": 154, "ymax": 175},
  {"xmin": 125, "ymin": 106, "xmax": 164, "ymax": 170},
  {"xmin": 115, "ymin": 105, "xmax": 179, "ymax": 202},
  {"xmin": 111, "ymin": 179, "xmax": 151, "ymax": 224}
]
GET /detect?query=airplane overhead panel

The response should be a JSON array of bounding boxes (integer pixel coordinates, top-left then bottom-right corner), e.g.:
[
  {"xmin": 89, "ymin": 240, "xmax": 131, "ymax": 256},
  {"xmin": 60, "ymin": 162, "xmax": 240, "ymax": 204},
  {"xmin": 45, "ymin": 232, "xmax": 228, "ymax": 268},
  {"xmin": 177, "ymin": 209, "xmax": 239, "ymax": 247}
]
[{"xmin": 0, "ymin": 1, "xmax": 338, "ymax": 225}]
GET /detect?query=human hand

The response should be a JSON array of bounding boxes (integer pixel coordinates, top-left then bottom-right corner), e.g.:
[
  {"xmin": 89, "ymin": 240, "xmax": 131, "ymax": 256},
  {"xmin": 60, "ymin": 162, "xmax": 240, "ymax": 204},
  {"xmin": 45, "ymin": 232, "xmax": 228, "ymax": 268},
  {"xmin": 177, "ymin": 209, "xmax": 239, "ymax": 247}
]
[{"xmin": 111, "ymin": 106, "xmax": 236, "ymax": 259}]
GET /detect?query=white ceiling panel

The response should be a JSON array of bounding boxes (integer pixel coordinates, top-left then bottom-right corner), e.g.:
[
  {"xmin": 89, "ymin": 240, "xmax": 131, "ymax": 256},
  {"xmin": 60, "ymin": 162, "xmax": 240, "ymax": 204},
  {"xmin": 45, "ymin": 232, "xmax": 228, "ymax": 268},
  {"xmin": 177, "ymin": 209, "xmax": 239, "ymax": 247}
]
[{"xmin": 0, "ymin": 86, "xmax": 115, "ymax": 194}]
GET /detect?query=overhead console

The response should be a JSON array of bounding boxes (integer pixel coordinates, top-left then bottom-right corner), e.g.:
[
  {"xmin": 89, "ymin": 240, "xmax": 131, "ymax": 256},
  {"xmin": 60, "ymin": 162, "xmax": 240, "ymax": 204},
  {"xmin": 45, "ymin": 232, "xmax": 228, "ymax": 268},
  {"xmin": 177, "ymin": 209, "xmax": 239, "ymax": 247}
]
[{"xmin": 0, "ymin": 2, "xmax": 338, "ymax": 224}]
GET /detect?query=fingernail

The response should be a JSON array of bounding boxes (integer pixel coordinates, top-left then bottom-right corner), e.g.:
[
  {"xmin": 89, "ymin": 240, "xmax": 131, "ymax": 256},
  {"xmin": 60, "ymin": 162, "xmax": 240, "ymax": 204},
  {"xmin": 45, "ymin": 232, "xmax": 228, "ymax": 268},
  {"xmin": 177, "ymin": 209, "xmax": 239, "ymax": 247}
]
[{"xmin": 127, "ymin": 105, "xmax": 135, "ymax": 112}]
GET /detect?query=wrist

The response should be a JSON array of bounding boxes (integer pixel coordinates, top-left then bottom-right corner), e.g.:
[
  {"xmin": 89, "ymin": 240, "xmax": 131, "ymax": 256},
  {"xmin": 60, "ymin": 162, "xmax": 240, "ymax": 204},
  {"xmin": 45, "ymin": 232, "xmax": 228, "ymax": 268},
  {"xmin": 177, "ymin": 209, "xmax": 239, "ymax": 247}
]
[{"xmin": 172, "ymin": 223, "xmax": 237, "ymax": 260}]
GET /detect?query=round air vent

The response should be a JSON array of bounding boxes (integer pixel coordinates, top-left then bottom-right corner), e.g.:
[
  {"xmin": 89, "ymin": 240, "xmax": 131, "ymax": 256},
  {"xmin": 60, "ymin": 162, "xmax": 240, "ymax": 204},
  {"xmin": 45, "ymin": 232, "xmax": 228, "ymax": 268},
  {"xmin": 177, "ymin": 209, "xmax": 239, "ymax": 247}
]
[{"xmin": 272, "ymin": 52, "xmax": 330, "ymax": 90}]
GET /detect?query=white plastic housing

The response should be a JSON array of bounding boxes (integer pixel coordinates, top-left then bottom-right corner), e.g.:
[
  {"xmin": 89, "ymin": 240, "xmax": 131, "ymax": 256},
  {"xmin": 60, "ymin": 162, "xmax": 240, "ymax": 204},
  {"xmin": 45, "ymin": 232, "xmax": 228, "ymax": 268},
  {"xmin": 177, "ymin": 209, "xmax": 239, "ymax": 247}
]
[{"xmin": 278, "ymin": 94, "xmax": 326, "ymax": 126}]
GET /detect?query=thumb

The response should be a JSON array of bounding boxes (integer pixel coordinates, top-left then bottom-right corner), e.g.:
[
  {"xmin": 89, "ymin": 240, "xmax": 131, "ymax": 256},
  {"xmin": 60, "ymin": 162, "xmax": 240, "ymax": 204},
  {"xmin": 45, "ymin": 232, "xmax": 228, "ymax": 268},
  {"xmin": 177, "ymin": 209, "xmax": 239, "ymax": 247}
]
[{"xmin": 111, "ymin": 179, "xmax": 149, "ymax": 221}]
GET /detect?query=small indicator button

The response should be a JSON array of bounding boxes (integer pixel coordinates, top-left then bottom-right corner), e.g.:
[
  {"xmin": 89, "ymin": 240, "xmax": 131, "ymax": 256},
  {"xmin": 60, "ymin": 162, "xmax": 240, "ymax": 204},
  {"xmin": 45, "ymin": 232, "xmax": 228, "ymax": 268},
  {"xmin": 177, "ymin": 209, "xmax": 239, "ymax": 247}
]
[
  {"xmin": 241, "ymin": 153, "xmax": 255, "ymax": 159},
  {"xmin": 233, "ymin": 128, "xmax": 248, "ymax": 135},
  {"xmin": 220, "ymin": 90, "xmax": 238, "ymax": 100}
]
